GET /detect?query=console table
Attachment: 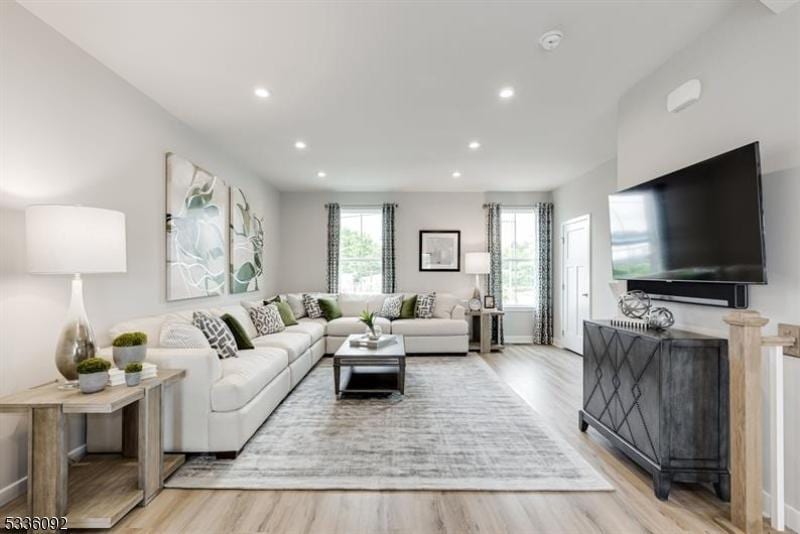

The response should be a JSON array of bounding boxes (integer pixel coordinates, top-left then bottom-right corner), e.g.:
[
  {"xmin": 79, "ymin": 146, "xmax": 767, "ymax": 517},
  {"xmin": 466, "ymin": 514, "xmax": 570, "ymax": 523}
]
[
  {"xmin": 579, "ymin": 320, "xmax": 729, "ymax": 501},
  {"xmin": 0, "ymin": 369, "xmax": 185, "ymax": 531}
]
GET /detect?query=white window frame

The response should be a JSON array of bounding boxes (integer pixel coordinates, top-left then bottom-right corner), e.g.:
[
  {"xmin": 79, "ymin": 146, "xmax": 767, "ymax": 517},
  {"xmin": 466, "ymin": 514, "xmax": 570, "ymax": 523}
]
[
  {"xmin": 339, "ymin": 207, "xmax": 383, "ymax": 294},
  {"xmin": 501, "ymin": 207, "xmax": 537, "ymax": 310}
]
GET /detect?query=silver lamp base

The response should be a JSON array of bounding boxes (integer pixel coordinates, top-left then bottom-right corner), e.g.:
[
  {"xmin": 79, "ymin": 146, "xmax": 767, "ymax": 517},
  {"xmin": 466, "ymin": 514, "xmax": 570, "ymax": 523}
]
[{"xmin": 55, "ymin": 274, "xmax": 96, "ymax": 381}]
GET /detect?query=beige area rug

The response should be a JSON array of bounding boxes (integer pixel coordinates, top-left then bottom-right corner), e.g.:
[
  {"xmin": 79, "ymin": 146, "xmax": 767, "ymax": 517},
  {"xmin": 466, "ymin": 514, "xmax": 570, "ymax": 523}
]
[{"xmin": 166, "ymin": 356, "xmax": 612, "ymax": 491}]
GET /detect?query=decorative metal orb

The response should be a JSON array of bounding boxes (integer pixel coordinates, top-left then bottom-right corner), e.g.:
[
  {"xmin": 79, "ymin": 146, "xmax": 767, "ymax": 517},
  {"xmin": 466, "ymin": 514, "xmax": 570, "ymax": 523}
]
[
  {"xmin": 648, "ymin": 307, "xmax": 675, "ymax": 330},
  {"xmin": 618, "ymin": 290, "xmax": 651, "ymax": 319}
]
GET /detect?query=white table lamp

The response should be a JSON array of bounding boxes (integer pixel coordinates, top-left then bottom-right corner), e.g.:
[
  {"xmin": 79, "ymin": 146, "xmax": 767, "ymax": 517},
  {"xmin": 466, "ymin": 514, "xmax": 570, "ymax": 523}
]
[
  {"xmin": 26, "ymin": 205, "xmax": 127, "ymax": 381},
  {"xmin": 465, "ymin": 252, "xmax": 491, "ymax": 299}
]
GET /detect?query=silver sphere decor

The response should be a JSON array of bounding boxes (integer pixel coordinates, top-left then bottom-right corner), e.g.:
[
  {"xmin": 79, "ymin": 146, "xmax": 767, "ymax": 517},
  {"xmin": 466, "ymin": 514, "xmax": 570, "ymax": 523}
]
[
  {"xmin": 647, "ymin": 307, "xmax": 675, "ymax": 330},
  {"xmin": 618, "ymin": 290, "xmax": 651, "ymax": 319}
]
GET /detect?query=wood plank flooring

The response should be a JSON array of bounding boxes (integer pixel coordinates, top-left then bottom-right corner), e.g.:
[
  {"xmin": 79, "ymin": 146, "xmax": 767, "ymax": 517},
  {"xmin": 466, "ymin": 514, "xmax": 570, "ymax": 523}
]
[{"xmin": 109, "ymin": 345, "xmax": 782, "ymax": 534}]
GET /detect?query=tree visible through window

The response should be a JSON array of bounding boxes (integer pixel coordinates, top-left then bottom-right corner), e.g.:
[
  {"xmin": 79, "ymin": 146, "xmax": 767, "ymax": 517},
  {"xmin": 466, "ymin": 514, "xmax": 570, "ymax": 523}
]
[
  {"xmin": 501, "ymin": 208, "xmax": 537, "ymax": 306},
  {"xmin": 340, "ymin": 208, "xmax": 382, "ymax": 293}
]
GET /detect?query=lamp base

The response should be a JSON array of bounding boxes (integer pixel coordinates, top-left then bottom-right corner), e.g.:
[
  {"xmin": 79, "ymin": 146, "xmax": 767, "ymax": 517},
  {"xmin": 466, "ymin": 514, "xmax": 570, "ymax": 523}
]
[{"xmin": 55, "ymin": 274, "xmax": 96, "ymax": 381}]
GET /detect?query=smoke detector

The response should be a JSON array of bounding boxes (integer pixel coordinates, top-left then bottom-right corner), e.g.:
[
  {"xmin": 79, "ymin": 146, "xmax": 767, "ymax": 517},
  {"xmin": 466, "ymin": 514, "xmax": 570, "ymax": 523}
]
[{"xmin": 539, "ymin": 30, "xmax": 563, "ymax": 51}]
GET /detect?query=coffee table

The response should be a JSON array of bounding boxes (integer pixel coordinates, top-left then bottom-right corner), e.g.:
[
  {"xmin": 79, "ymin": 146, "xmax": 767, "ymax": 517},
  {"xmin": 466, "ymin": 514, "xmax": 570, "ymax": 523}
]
[{"xmin": 333, "ymin": 334, "xmax": 406, "ymax": 396}]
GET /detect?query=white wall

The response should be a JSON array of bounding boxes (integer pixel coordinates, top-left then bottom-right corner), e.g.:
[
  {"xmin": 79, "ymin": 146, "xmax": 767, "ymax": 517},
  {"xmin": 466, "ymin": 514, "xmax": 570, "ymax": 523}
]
[
  {"xmin": 617, "ymin": 1, "xmax": 800, "ymax": 524},
  {"xmin": 552, "ymin": 159, "xmax": 618, "ymax": 348},
  {"xmin": 0, "ymin": 2, "xmax": 280, "ymax": 504},
  {"xmin": 278, "ymin": 191, "xmax": 551, "ymax": 341}
]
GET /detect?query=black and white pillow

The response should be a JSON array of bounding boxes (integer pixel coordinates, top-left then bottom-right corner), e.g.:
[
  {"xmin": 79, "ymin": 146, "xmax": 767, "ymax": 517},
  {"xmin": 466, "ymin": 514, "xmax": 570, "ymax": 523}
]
[
  {"xmin": 249, "ymin": 304, "xmax": 286, "ymax": 336},
  {"xmin": 379, "ymin": 294, "xmax": 403, "ymax": 319},
  {"xmin": 192, "ymin": 311, "xmax": 238, "ymax": 359},
  {"xmin": 415, "ymin": 292, "xmax": 436, "ymax": 319},
  {"xmin": 302, "ymin": 294, "xmax": 324, "ymax": 319}
]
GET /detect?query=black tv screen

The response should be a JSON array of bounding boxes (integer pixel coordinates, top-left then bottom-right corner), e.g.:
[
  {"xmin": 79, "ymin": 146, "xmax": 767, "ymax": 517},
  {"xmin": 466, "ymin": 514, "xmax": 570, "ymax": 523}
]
[{"xmin": 609, "ymin": 142, "xmax": 766, "ymax": 284}]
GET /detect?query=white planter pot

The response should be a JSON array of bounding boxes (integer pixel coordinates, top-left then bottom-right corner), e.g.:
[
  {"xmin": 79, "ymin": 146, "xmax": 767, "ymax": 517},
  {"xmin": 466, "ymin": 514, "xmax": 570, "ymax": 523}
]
[
  {"xmin": 113, "ymin": 345, "xmax": 146, "ymax": 369},
  {"xmin": 125, "ymin": 372, "xmax": 142, "ymax": 386},
  {"xmin": 78, "ymin": 371, "xmax": 108, "ymax": 394}
]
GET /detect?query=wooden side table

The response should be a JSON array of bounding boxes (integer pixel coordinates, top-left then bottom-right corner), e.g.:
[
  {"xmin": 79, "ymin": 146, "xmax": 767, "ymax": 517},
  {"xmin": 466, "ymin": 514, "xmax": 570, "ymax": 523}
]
[
  {"xmin": 466, "ymin": 309, "xmax": 505, "ymax": 353},
  {"xmin": 0, "ymin": 369, "xmax": 185, "ymax": 531}
]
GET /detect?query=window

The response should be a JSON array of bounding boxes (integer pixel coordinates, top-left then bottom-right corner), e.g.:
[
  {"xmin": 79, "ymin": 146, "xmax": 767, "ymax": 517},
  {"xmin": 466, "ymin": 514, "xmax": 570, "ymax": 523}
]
[
  {"xmin": 339, "ymin": 208, "xmax": 382, "ymax": 293},
  {"xmin": 501, "ymin": 208, "xmax": 537, "ymax": 307}
]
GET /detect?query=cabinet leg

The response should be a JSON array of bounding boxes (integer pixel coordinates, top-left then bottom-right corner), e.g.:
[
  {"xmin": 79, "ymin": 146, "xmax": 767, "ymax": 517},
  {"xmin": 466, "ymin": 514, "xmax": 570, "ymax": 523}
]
[
  {"xmin": 714, "ymin": 472, "xmax": 731, "ymax": 502},
  {"xmin": 653, "ymin": 472, "xmax": 672, "ymax": 501},
  {"xmin": 578, "ymin": 411, "xmax": 588, "ymax": 432}
]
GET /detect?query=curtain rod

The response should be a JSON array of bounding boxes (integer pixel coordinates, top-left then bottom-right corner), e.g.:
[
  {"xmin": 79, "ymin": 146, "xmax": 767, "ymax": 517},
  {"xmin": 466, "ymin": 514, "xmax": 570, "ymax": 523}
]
[
  {"xmin": 482, "ymin": 202, "xmax": 551, "ymax": 208},
  {"xmin": 326, "ymin": 203, "xmax": 398, "ymax": 208}
]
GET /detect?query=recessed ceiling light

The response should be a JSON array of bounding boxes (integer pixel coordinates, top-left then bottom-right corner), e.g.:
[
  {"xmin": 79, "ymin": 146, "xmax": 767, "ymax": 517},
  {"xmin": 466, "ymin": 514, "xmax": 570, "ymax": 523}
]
[
  {"xmin": 317, "ymin": 171, "xmax": 327, "ymax": 178},
  {"xmin": 468, "ymin": 141, "xmax": 481, "ymax": 150},
  {"xmin": 539, "ymin": 30, "xmax": 563, "ymax": 51},
  {"xmin": 294, "ymin": 140, "xmax": 307, "ymax": 150},
  {"xmin": 499, "ymin": 87, "xmax": 515, "ymax": 99},
  {"xmin": 452, "ymin": 171, "xmax": 462, "ymax": 178},
  {"xmin": 254, "ymin": 87, "xmax": 271, "ymax": 98}
]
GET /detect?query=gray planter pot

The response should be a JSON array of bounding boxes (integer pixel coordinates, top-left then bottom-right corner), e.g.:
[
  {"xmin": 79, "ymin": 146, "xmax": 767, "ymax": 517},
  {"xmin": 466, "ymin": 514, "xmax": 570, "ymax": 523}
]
[
  {"xmin": 125, "ymin": 372, "xmax": 142, "ymax": 386},
  {"xmin": 113, "ymin": 345, "xmax": 146, "ymax": 369},
  {"xmin": 78, "ymin": 371, "xmax": 108, "ymax": 394}
]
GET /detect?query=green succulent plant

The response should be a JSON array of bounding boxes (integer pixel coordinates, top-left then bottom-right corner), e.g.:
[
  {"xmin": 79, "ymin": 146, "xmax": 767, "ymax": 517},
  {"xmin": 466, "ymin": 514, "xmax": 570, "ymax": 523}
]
[
  {"xmin": 76, "ymin": 358, "xmax": 112, "ymax": 374},
  {"xmin": 124, "ymin": 362, "xmax": 143, "ymax": 374},
  {"xmin": 359, "ymin": 310, "xmax": 376, "ymax": 334},
  {"xmin": 112, "ymin": 332, "xmax": 148, "ymax": 347}
]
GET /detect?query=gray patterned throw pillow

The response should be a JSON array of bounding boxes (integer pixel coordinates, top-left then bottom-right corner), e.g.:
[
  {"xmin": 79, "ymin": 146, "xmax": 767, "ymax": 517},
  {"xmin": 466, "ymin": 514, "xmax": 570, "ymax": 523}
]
[
  {"xmin": 249, "ymin": 304, "xmax": 286, "ymax": 336},
  {"xmin": 192, "ymin": 311, "xmax": 238, "ymax": 359},
  {"xmin": 379, "ymin": 294, "xmax": 403, "ymax": 319},
  {"xmin": 415, "ymin": 292, "xmax": 436, "ymax": 319},
  {"xmin": 302, "ymin": 294, "xmax": 324, "ymax": 319}
]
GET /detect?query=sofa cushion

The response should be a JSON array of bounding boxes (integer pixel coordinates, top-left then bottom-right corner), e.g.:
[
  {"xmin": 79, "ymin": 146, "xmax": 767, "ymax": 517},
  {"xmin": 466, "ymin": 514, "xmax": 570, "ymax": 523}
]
[
  {"xmin": 391, "ymin": 318, "xmax": 468, "ymax": 336},
  {"xmin": 275, "ymin": 300, "xmax": 298, "ymax": 326},
  {"xmin": 415, "ymin": 293, "xmax": 436, "ymax": 319},
  {"xmin": 337, "ymin": 294, "xmax": 386, "ymax": 316},
  {"xmin": 326, "ymin": 316, "xmax": 392, "ymax": 337},
  {"xmin": 318, "ymin": 298, "xmax": 343, "ymax": 320},
  {"xmin": 193, "ymin": 312, "xmax": 238, "ymax": 359},
  {"xmin": 252, "ymin": 331, "xmax": 311, "ymax": 363},
  {"xmin": 211, "ymin": 347, "xmax": 289, "ymax": 412},
  {"xmin": 221, "ymin": 314, "xmax": 255, "ymax": 350},
  {"xmin": 110, "ymin": 315, "xmax": 166, "ymax": 347},
  {"xmin": 249, "ymin": 304, "xmax": 286, "ymax": 335},
  {"xmin": 219, "ymin": 305, "xmax": 258, "ymax": 339},
  {"xmin": 399, "ymin": 295, "xmax": 417, "ymax": 319},
  {"xmin": 433, "ymin": 293, "xmax": 462, "ymax": 319},
  {"xmin": 303, "ymin": 294, "xmax": 324, "ymax": 319},
  {"xmin": 158, "ymin": 322, "xmax": 210, "ymax": 349},
  {"xmin": 285, "ymin": 318, "xmax": 326, "ymax": 343},
  {"xmin": 378, "ymin": 294, "xmax": 403, "ymax": 319}
]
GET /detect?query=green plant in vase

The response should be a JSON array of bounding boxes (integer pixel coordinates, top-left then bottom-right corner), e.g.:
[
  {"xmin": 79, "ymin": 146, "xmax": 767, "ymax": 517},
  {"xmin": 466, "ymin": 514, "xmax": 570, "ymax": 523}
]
[
  {"xmin": 358, "ymin": 310, "xmax": 381, "ymax": 339},
  {"xmin": 124, "ymin": 362, "xmax": 143, "ymax": 386}
]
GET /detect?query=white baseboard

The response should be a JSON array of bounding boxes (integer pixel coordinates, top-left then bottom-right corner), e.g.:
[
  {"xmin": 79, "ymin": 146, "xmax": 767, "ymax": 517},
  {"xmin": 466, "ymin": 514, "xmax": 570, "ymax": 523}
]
[
  {"xmin": 552, "ymin": 337, "xmax": 564, "ymax": 349},
  {"xmin": 0, "ymin": 444, "xmax": 86, "ymax": 507},
  {"xmin": 763, "ymin": 489, "xmax": 800, "ymax": 532},
  {"xmin": 505, "ymin": 335, "xmax": 533, "ymax": 344}
]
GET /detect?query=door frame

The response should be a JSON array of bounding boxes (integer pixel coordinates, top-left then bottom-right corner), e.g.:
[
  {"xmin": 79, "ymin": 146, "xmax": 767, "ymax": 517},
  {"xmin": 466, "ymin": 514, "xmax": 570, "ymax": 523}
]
[{"xmin": 560, "ymin": 214, "xmax": 592, "ymax": 354}]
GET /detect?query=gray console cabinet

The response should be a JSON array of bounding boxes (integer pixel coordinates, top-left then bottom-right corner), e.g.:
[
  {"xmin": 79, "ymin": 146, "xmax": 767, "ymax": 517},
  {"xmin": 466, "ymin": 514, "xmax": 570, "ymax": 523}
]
[{"xmin": 579, "ymin": 320, "xmax": 730, "ymax": 501}]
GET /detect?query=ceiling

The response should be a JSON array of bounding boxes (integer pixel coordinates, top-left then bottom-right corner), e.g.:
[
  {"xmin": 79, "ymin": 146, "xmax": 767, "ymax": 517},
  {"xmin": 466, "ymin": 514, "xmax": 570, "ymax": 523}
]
[{"xmin": 19, "ymin": 0, "xmax": 738, "ymax": 192}]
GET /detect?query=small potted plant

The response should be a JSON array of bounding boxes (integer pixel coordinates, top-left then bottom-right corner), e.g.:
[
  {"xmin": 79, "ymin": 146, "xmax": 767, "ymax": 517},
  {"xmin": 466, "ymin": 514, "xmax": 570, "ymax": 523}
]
[
  {"xmin": 112, "ymin": 332, "xmax": 148, "ymax": 369},
  {"xmin": 124, "ymin": 362, "xmax": 143, "ymax": 386},
  {"xmin": 76, "ymin": 357, "xmax": 111, "ymax": 394},
  {"xmin": 359, "ymin": 310, "xmax": 382, "ymax": 340}
]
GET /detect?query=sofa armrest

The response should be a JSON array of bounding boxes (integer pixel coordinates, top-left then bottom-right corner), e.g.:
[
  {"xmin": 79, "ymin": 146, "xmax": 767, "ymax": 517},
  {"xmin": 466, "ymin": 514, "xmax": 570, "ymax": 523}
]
[
  {"xmin": 97, "ymin": 346, "xmax": 221, "ymax": 452},
  {"xmin": 451, "ymin": 305, "xmax": 466, "ymax": 321}
]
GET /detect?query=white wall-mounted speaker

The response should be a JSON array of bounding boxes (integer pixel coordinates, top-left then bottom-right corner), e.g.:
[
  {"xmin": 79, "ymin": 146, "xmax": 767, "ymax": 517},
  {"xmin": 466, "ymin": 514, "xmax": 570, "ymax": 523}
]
[{"xmin": 666, "ymin": 79, "xmax": 702, "ymax": 113}]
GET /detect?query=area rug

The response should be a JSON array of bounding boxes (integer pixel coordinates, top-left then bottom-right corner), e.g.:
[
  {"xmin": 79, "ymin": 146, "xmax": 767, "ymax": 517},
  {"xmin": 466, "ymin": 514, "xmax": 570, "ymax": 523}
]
[{"xmin": 166, "ymin": 356, "xmax": 612, "ymax": 491}]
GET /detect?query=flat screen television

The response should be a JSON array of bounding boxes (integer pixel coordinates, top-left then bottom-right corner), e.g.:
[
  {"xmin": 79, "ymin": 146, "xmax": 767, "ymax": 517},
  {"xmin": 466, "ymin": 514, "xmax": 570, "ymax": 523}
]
[{"xmin": 609, "ymin": 142, "xmax": 766, "ymax": 284}]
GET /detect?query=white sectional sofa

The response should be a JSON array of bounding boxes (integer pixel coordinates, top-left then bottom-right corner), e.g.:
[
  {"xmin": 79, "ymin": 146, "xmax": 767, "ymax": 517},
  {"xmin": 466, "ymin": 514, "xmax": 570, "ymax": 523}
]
[{"xmin": 102, "ymin": 292, "xmax": 468, "ymax": 456}]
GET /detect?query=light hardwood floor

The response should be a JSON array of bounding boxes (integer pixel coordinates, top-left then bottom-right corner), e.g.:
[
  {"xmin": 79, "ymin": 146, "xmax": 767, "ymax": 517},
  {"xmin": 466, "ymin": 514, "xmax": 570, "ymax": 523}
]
[{"xmin": 109, "ymin": 345, "xmax": 782, "ymax": 534}]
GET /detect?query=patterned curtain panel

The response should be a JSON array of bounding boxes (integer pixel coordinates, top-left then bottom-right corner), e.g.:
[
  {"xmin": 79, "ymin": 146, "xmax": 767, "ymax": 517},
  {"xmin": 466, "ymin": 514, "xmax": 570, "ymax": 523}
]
[
  {"xmin": 485, "ymin": 203, "xmax": 504, "ymax": 344},
  {"xmin": 325, "ymin": 203, "xmax": 340, "ymax": 293},
  {"xmin": 382, "ymin": 203, "xmax": 397, "ymax": 293},
  {"xmin": 533, "ymin": 202, "xmax": 554, "ymax": 344}
]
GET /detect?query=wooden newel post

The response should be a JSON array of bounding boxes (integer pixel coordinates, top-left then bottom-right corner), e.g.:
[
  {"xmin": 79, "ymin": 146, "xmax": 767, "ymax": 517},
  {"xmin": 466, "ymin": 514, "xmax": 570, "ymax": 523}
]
[{"xmin": 724, "ymin": 310, "xmax": 769, "ymax": 534}]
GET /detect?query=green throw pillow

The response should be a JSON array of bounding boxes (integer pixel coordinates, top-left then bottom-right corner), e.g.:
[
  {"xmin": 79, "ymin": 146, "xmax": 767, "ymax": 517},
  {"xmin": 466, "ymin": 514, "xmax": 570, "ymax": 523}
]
[
  {"xmin": 318, "ymin": 298, "xmax": 342, "ymax": 321},
  {"xmin": 220, "ymin": 313, "xmax": 255, "ymax": 350},
  {"xmin": 399, "ymin": 295, "xmax": 417, "ymax": 319},
  {"xmin": 275, "ymin": 300, "xmax": 298, "ymax": 326}
]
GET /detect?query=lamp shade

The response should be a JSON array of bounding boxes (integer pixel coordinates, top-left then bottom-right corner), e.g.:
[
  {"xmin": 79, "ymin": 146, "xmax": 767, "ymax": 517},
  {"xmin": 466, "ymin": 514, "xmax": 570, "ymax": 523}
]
[
  {"xmin": 465, "ymin": 252, "xmax": 491, "ymax": 274},
  {"xmin": 26, "ymin": 205, "xmax": 127, "ymax": 274}
]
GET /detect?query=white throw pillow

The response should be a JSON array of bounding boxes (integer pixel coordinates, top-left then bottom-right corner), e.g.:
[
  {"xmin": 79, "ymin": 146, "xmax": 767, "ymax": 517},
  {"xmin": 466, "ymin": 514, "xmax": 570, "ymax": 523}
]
[
  {"xmin": 158, "ymin": 322, "xmax": 211, "ymax": 349},
  {"xmin": 378, "ymin": 294, "xmax": 403, "ymax": 319},
  {"xmin": 249, "ymin": 304, "xmax": 286, "ymax": 335},
  {"xmin": 284, "ymin": 294, "xmax": 307, "ymax": 319}
]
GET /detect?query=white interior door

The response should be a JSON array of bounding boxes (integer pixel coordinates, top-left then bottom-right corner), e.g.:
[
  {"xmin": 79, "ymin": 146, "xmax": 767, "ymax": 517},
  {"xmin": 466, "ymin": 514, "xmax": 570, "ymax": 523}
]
[{"xmin": 561, "ymin": 215, "xmax": 591, "ymax": 354}]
